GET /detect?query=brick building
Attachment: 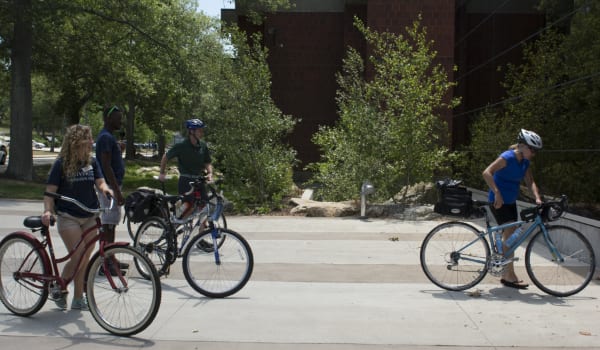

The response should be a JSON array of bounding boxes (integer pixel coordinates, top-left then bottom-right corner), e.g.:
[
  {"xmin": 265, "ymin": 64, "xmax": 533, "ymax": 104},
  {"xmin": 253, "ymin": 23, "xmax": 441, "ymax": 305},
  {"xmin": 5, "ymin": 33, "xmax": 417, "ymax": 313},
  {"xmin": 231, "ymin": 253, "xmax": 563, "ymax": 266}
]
[{"xmin": 223, "ymin": 0, "xmax": 551, "ymax": 164}]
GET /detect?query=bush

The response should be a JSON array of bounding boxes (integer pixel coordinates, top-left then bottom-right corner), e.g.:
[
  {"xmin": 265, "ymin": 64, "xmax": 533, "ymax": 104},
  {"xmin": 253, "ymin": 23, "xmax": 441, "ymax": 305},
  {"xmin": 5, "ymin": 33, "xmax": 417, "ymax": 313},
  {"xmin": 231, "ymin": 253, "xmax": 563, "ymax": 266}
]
[{"xmin": 309, "ymin": 17, "xmax": 458, "ymax": 201}]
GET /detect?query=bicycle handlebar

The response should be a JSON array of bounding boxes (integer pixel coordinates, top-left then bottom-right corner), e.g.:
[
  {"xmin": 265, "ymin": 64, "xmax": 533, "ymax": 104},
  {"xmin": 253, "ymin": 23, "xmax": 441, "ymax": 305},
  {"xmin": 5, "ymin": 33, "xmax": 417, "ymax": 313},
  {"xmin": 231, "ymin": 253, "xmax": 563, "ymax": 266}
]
[
  {"xmin": 475, "ymin": 195, "xmax": 568, "ymax": 222},
  {"xmin": 44, "ymin": 191, "xmax": 114, "ymax": 214}
]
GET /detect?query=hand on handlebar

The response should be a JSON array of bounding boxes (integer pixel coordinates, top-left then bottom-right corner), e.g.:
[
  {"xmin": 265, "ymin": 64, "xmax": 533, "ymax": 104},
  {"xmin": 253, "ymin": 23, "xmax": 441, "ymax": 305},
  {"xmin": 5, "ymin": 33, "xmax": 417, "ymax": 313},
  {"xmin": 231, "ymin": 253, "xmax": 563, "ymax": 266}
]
[{"xmin": 41, "ymin": 211, "xmax": 54, "ymax": 227}]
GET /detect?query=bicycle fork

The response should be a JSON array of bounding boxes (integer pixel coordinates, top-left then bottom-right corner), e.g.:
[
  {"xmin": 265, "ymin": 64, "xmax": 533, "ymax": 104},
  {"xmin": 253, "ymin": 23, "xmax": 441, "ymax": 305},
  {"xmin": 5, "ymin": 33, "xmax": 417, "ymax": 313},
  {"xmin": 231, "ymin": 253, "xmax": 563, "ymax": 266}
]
[
  {"xmin": 539, "ymin": 225, "xmax": 563, "ymax": 263},
  {"xmin": 211, "ymin": 227, "xmax": 222, "ymax": 265}
]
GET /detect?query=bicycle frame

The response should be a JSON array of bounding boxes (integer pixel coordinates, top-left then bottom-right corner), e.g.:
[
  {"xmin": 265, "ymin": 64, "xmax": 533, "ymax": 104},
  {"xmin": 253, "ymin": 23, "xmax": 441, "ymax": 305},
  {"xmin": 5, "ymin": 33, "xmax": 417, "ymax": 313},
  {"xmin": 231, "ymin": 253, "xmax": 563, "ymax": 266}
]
[
  {"xmin": 15, "ymin": 195, "xmax": 129, "ymax": 295},
  {"xmin": 456, "ymin": 208, "xmax": 562, "ymax": 267},
  {"xmin": 141, "ymin": 178, "xmax": 225, "ymax": 270},
  {"xmin": 420, "ymin": 195, "xmax": 595, "ymax": 297},
  {"xmin": 174, "ymin": 203, "xmax": 212, "ymax": 255},
  {"xmin": 17, "ymin": 218, "xmax": 129, "ymax": 294}
]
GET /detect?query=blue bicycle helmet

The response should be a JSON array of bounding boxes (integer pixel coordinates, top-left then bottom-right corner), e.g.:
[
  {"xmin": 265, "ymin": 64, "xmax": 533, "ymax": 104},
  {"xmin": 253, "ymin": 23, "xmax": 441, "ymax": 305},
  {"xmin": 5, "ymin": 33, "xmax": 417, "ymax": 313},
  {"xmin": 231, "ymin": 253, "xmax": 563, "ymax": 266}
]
[{"xmin": 185, "ymin": 118, "xmax": 206, "ymax": 129}]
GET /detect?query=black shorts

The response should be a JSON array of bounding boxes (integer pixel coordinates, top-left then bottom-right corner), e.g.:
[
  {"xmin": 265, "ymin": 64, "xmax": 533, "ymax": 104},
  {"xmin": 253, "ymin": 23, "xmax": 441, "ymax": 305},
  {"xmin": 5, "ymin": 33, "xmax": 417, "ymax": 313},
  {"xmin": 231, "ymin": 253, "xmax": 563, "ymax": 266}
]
[
  {"xmin": 490, "ymin": 203, "xmax": 518, "ymax": 225},
  {"xmin": 178, "ymin": 176, "xmax": 209, "ymax": 201}
]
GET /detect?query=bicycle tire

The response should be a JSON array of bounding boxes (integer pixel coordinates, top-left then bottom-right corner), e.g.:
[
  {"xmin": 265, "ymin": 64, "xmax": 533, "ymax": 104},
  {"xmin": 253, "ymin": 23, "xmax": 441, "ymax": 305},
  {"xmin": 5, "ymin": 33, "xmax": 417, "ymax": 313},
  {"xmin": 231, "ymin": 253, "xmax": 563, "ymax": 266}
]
[
  {"xmin": 126, "ymin": 205, "xmax": 170, "ymax": 240},
  {"xmin": 0, "ymin": 234, "xmax": 49, "ymax": 316},
  {"xmin": 525, "ymin": 225, "xmax": 596, "ymax": 297},
  {"xmin": 420, "ymin": 221, "xmax": 490, "ymax": 291},
  {"xmin": 86, "ymin": 245, "xmax": 162, "ymax": 336},
  {"xmin": 182, "ymin": 228, "xmax": 253, "ymax": 298},
  {"xmin": 133, "ymin": 216, "xmax": 172, "ymax": 277},
  {"xmin": 125, "ymin": 216, "xmax": 139, "ymax": 241}
]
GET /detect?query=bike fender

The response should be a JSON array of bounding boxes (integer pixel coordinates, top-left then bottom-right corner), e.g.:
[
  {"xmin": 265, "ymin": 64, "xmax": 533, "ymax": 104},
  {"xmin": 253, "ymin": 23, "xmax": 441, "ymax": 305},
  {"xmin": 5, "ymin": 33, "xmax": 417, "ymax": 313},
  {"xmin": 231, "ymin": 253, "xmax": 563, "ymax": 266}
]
[{"xmin": 0, "ymin": 231, "xmax": 51, "ymax": 269}]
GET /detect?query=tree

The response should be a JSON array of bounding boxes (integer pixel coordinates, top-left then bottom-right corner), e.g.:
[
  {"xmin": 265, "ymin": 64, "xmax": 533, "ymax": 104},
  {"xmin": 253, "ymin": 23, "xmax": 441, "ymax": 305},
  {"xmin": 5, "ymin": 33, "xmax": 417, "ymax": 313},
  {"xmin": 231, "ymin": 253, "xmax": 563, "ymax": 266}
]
[
  {"xmin": 1, "ymin": 0, "xmax": 226, "ymax": 174},
  {"xmin": 461, "ymin": 0, "xmax": 600, "ymax": 205},
  {"xmin": 210, "ymin": 29, "xmax": 297, "ymax": 212},
  {"xmin": 6, "ymin": 0, "xmax": 34, "ymax": 180},
  {"xmin": 228, "ymin": 0, "xmax": 293, "ymax": 25},
  {"xmin": 310, "ymin": 17, "xmax": 458, "ymax": 201}
]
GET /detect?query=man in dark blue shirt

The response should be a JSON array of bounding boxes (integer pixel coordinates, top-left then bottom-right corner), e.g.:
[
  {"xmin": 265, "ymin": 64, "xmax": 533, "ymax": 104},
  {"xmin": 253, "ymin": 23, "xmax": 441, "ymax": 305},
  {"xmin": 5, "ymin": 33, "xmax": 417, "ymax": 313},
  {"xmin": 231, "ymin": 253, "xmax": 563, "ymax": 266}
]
[{"xmin": 96, "ymin": 105, "xmax": 126, "ymax": 244}]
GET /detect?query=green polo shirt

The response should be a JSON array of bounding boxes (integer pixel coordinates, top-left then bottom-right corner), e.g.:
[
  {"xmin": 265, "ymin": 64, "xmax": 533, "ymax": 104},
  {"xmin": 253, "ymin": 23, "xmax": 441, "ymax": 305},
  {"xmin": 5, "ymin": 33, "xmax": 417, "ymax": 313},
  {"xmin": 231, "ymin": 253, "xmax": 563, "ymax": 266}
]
[{"xmin": 166, "ymin": 138, "xmax": 211, "ymax": 177}]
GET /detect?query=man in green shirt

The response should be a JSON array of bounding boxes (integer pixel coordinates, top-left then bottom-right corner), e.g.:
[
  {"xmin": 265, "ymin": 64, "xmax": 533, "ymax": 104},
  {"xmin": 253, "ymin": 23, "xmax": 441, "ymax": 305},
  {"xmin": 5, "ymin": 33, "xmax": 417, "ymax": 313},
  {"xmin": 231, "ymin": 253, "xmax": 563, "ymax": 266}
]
[{"xmin": 159, "ymin": 119, "xmax": 213, "ymax": 197}]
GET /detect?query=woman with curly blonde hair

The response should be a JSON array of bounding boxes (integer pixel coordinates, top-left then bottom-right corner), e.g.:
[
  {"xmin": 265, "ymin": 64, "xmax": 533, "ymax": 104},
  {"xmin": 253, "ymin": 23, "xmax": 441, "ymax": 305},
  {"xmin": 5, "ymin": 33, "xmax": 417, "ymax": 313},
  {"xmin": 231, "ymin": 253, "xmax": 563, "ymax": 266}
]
[{"xmin": 41, "ymin": 124, "xmax": 113, "ymax": 311}]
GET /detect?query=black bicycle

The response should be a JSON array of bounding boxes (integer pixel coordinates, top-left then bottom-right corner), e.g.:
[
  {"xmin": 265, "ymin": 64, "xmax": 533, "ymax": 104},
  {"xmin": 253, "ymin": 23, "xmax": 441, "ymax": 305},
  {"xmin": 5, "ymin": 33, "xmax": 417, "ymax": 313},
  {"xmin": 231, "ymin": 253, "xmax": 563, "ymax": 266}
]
[
  {"xmin": 133, "ymin": 176, "xmax": 253, "ymax": 298},
  {"xmin": 124, "ymin": 180, "xmax": 227, "ymax": 241}
]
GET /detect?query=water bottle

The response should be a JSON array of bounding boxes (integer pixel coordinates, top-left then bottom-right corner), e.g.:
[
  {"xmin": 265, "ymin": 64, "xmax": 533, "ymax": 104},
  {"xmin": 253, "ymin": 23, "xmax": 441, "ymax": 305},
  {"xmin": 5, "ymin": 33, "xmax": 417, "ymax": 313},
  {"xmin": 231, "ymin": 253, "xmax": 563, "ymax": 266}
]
[
  {"xmin": 505, "ymin": 227, "xmax": 524, "ymax": 249},
  {"xmin": 494, "ymin": 231, "xmax": 504, "ymax": 254}
]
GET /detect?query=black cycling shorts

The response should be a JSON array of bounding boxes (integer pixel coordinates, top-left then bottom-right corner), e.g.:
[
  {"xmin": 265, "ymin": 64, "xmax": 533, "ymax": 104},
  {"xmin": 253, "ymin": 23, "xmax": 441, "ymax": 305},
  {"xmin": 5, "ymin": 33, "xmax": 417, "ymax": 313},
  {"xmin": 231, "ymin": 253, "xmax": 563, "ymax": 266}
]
[{"xmin": 490, "ymin": 203, "xmax": 518, "ymax": 225}]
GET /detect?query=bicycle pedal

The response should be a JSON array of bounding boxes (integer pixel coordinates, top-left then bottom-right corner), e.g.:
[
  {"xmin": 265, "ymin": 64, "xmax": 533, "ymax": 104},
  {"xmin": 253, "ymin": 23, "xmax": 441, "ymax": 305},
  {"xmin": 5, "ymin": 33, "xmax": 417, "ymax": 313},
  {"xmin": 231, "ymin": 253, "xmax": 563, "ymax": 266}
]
[{"xmin": 500, "ymin": 257, "xmax": 519, "ymax": 265}]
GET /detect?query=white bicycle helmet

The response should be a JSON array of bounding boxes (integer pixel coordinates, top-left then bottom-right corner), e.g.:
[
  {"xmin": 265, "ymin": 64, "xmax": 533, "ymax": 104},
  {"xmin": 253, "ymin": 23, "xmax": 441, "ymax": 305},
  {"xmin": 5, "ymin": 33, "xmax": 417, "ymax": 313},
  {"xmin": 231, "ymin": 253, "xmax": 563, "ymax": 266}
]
[{"xmin": 517, "ymin": 129, "xmax": 542, "ymax": 150}]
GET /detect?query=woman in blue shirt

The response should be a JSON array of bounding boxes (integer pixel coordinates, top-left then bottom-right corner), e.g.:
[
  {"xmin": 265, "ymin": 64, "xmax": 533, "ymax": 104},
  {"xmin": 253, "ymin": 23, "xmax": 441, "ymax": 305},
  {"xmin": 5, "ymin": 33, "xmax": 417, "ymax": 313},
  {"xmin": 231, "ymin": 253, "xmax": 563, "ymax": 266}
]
[
  {"xmin": 41, "ymin": 124, "xmax": 113, "ymax": 310},
  {"xmin": 482, "ymin": 129, "xmax": 543, "ymax": 289}
]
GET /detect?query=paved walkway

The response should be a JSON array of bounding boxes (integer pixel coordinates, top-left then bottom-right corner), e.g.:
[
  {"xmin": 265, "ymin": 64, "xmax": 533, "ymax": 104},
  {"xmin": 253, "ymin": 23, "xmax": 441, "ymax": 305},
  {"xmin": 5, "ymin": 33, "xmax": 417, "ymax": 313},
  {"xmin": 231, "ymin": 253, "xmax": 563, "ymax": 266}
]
[{"xmin": 0, "ymin": 199, "xmax": 599, "ymax": 349}]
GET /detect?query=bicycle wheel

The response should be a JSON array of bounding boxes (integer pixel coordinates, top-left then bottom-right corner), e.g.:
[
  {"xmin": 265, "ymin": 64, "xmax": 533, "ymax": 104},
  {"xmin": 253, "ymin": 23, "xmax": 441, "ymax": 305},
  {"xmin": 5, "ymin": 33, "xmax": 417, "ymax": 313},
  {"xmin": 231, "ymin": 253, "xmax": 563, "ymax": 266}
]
[
  {"xmin": 0, "ymin": 234, "xmax": 49, "ymax": 316},
  {"xmin": 182, "ymin": 228, "xmax": 253, "ymax": 298},
  {"xmin": 125, "ymin": 216, "xmax": 139, "ymax": 241},
  {"xmin": 420, "ymin": 221, "xmax": 490, "ymax": 291},
  {"xmin": 127, "ymin": 205, "xmax": 170, "ymax": 241},
  {"xmin": 134, "ymin": 216, "xmax": 171, "ymax": 277},
  {"xmin": 86, "ymin": 245, "xmax": 161, "ymax": 336},
  {"xmin": 525, "ymin": 225, "xmax": 596, "ymax": 297}
]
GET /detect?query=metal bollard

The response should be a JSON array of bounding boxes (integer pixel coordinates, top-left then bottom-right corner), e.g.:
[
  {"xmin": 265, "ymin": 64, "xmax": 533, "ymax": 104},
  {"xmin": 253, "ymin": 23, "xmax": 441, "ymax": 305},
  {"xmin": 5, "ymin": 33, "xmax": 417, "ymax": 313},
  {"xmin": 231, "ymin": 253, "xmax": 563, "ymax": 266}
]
[{"xmin": 360, "ymin": 181, "xmax": 375, "ymax": 218}]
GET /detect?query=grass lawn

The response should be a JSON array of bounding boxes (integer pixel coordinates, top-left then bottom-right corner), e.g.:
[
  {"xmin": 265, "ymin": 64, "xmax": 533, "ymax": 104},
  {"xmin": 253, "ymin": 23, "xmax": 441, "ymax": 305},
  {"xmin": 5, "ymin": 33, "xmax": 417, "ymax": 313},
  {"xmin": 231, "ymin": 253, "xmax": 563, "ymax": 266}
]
[{"xmin": 0, "ymin": 157, "xmax": 179, "ymax": 200}]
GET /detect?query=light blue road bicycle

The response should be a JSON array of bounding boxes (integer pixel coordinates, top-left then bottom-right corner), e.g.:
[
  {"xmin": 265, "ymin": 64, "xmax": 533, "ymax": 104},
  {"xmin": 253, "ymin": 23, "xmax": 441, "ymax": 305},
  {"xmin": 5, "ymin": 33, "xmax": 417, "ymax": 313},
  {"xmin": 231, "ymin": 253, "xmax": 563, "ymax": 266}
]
[{"xmin": 420, "ymin": 196, "xmax": 596, "ymax": 297}]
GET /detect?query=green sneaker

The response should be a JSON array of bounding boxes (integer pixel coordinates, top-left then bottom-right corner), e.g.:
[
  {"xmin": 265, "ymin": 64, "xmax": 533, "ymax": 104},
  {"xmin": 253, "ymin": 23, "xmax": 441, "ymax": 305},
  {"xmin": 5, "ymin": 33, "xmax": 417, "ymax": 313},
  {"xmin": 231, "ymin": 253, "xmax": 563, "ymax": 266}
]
[{"xmin": 71, "ymin": 296, "xmax": 89, "ymax": 311}]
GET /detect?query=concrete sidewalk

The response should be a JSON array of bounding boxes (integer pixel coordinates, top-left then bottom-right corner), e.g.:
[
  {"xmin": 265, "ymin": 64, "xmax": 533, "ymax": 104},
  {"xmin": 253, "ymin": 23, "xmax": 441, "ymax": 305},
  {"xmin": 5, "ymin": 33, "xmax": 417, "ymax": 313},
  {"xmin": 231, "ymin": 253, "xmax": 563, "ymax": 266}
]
[{"xmin": 0, "ymin": 199, "xmax": 599, "ymax": 349}]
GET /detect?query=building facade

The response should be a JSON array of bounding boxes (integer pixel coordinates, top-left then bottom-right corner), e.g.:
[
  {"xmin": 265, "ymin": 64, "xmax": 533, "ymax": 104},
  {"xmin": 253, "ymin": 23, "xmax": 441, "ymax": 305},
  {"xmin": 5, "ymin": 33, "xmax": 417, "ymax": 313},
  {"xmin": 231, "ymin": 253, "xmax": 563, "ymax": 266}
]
[{"xmin": 223, "ymin": 0, "xmax": 551, "ymax": 164}]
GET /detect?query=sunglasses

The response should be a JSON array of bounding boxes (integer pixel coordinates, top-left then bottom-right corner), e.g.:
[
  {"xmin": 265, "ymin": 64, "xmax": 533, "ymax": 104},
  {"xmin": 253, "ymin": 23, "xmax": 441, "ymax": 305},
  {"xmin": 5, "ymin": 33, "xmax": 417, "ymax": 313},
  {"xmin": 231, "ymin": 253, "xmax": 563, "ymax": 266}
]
[{"xmin": 527, "ymin": 145, "xmax": 537, "ymax": 154}]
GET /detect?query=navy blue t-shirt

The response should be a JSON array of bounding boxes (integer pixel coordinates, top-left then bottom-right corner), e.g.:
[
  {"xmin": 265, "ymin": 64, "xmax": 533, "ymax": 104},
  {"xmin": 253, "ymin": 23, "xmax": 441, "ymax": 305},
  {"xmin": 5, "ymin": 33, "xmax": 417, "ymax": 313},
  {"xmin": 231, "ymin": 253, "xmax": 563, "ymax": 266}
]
[
  {"xmin": 95, "ymin": 128, "xmax": 125, "ymax": 186},
  {"xmin": 47, "ymin": 157, "xmax": 104, "ymax": 218},
  {"xmin": 488, "ymin": 150, "xmax": 530, "ymax": 204}
]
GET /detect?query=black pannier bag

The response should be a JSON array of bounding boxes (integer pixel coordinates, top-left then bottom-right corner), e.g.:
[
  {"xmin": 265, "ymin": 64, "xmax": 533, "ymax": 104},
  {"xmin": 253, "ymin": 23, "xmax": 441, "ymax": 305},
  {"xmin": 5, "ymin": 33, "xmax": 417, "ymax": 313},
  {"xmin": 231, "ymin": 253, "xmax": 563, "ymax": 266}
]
[
  {"xmin": 433, "ymin": 179, "xmax": 473, "ymax": 217},
  {"xmin": 124, "ymin": 188, "xmax": 161, "ymax": 223}
]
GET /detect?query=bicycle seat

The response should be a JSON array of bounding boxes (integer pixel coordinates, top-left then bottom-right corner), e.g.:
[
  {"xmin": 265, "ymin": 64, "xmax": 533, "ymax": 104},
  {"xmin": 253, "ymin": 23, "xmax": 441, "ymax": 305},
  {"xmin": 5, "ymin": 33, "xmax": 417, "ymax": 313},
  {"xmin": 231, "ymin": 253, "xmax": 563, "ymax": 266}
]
[{"xmin": 23, "ymin": 216, "xmax": 44, "ymax": 229}]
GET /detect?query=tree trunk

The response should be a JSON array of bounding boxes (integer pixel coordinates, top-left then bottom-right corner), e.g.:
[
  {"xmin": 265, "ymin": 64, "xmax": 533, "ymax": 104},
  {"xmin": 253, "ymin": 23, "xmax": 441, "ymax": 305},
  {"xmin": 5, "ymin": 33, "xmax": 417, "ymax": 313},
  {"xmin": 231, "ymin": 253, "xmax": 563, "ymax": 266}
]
[
  {"xmin": 126, "ymin": 98, "xmax": 136, "ymax": 159},
  {"xmin": 6, "ymin": 0, "xmax": 33, "ymax": 181}
]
